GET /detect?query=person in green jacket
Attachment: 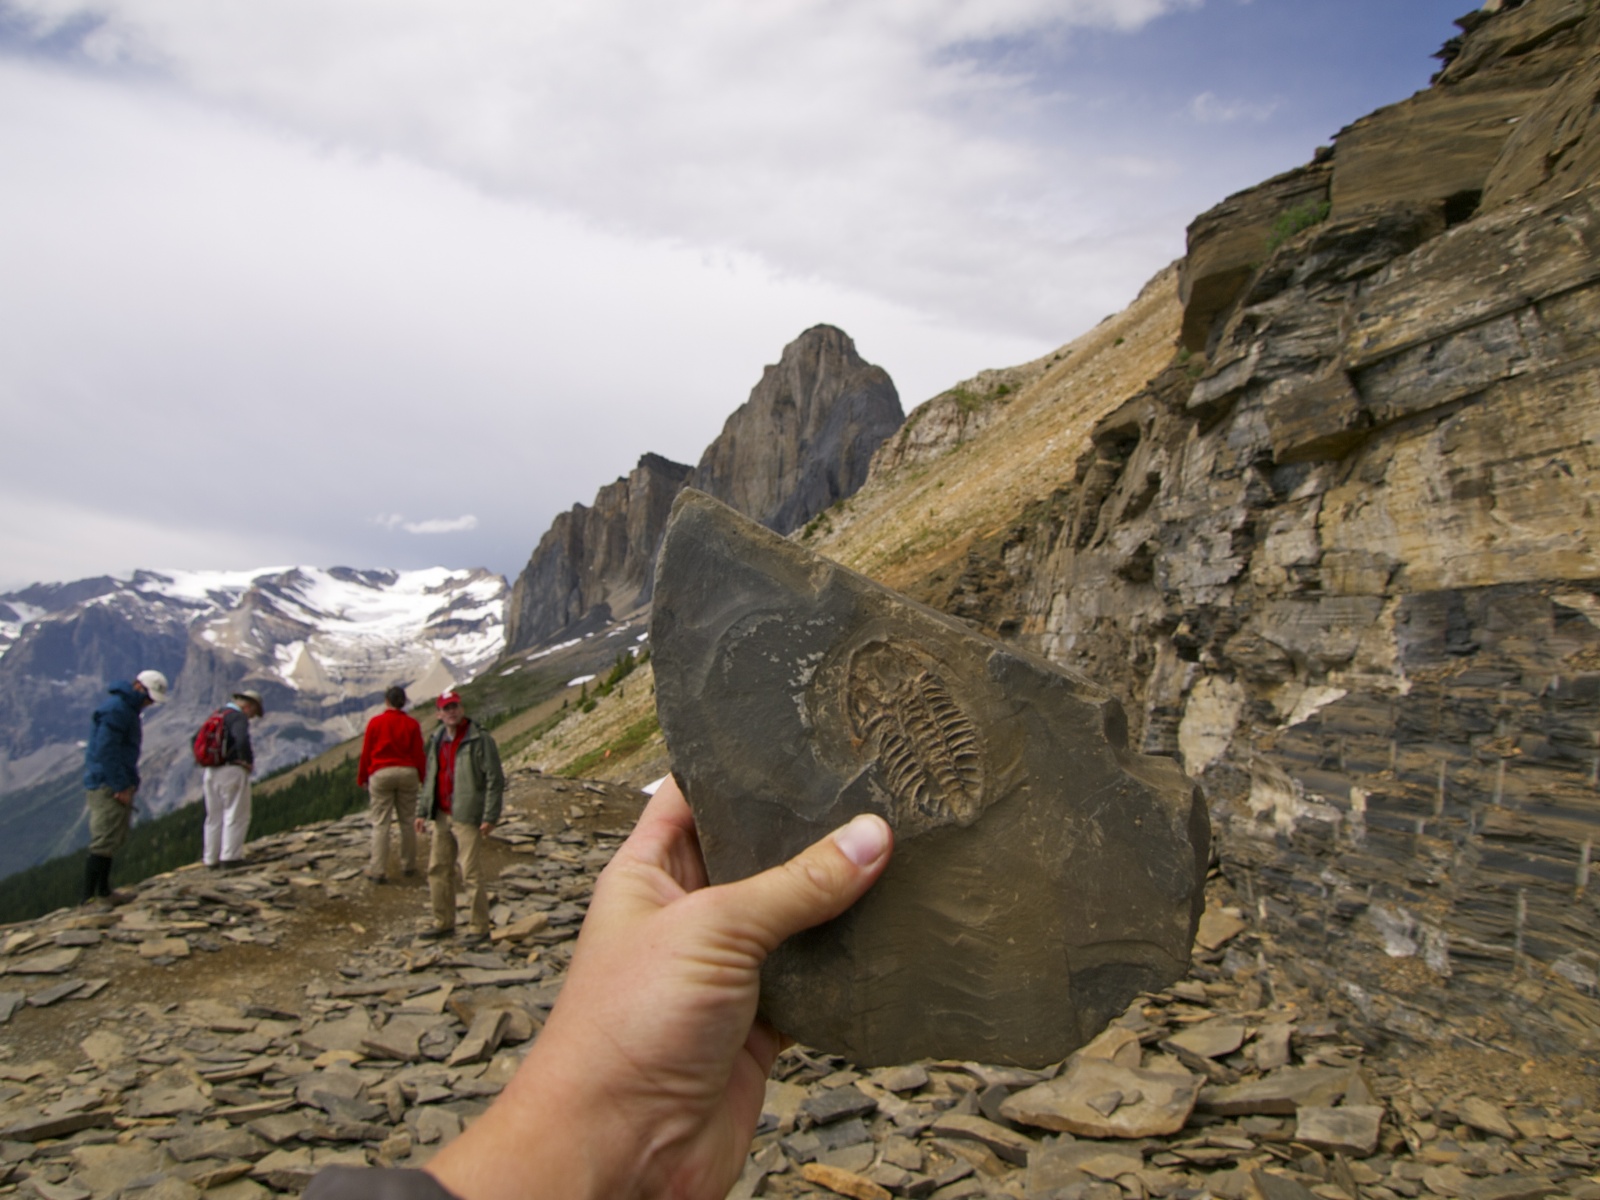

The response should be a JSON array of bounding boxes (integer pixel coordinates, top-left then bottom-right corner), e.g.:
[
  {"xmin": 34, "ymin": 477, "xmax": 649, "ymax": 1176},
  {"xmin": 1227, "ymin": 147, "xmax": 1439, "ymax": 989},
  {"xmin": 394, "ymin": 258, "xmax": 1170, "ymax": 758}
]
[{"xmin": 414, "ymin": 690, "xmax": 503, "ymax": 945}]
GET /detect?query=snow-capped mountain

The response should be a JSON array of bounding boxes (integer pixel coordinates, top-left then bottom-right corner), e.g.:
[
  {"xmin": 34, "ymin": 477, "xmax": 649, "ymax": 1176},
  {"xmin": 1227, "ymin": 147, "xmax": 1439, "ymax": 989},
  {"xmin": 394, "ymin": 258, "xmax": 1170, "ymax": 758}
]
[{"xmin": 0, "ymin": 565, "xmax": 507, "ymax": 877}]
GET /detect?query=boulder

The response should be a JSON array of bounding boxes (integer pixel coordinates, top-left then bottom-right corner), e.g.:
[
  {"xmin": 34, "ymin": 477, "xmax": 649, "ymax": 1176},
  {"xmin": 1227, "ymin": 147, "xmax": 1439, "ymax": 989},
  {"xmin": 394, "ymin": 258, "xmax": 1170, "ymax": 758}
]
[{"xmin": 652, "ymin": 490, "xmax": 1208, "ymax": 1067}]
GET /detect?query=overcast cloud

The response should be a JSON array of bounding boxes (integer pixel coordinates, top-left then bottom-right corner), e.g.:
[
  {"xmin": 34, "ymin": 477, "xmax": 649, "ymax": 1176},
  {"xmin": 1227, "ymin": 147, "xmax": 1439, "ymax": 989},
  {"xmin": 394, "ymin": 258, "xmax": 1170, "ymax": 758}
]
[{"xmin": 0, "ymin": 0, "xmax": 1465, "ymax": 588}]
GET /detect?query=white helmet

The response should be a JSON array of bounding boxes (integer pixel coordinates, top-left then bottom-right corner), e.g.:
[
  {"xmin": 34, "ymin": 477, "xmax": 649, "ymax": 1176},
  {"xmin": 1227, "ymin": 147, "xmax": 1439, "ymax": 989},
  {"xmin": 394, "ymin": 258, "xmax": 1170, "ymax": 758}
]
[{"xmin": 136, "ymin": 669, "xmax": 170, "ymax": 703}]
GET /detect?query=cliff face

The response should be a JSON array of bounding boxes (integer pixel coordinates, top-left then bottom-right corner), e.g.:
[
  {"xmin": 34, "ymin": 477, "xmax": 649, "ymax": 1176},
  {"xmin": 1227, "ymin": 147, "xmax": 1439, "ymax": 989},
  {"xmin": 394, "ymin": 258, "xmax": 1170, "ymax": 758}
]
[
  {"xmin": 505, "ymin": 326, "xmax": 903, "ymax": 653},
  {"xmin": 504, "ymin": 453, "xmax": 693, "ymax": 652},
  {"xmin": 689, "ymin": 324, "xmax": 904, "ymax": 535},
  {"xmin": 899, "ymin": 0, "xmax": 1600, "ymax": 1052}
]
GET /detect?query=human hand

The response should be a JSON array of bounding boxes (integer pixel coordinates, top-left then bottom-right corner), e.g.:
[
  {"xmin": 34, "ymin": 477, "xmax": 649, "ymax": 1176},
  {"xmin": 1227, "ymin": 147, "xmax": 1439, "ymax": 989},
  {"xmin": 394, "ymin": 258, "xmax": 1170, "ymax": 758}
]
[
  {"xmin": 479, "ymin": 821, "xmax": 494, "ymax": 836},
  {"xmin": 113, "ymin": 788, "xmax": 134, "ymax": 806},
  {"xmin": 414, "ymin": 817, "xmax": 426, "ymax": 835},
  {"xmin": 424, "ymin": 776, "xmax": 892, "ymax": 1200}
]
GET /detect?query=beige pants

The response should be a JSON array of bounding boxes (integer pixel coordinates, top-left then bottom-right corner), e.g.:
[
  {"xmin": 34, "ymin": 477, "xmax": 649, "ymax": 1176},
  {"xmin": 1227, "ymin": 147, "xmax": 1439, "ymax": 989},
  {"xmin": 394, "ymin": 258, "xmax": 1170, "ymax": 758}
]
[
  {"xmin": 86, "ymin": 787, "xmax": 133, "ymax": 857},
  {"xmin": 428, "ymin": 820, "xmax": 490, "ymax": 935},
  {"xmin": 367, "ymin": 766, "xmax": 419, "ymax": 879}
]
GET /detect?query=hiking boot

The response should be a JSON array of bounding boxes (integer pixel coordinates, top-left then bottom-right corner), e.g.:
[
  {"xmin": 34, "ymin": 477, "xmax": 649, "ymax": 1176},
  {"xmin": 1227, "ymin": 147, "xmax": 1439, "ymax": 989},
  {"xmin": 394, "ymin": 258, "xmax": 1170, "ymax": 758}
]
[
  {"xmin": 105, "ymin": 889, "xmax": 136, "ymax": 906},
  {"xmin": 461, "ymin": 931, "xmax": 490, "ymax": 947},
  {"xmin": 417, "ymin": 927, "xmax": 455, "ymax": 942}
]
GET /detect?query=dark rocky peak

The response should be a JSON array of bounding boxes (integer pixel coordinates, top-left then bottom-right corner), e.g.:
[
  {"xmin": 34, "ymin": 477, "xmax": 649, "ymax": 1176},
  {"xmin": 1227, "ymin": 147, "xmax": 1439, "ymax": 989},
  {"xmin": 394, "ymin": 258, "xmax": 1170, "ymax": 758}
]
[
  {"xmin": 504, "ymin": 453, "xmax": 693, "ymax": 654},
  {"xmin": 689, "ymin": 324, "xmax": 903, "ymax": 536},
  {"xmin": 505, "ymin": 327, "xmax": 903, "ymax": 654}
]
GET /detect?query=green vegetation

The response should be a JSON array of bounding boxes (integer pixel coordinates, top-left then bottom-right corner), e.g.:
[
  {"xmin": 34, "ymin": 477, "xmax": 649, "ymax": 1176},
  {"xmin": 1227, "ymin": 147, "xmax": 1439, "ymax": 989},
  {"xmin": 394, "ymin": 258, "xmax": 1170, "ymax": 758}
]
[
  {"xmin": 0, "ymin": 756, "xmax": 364, "ymax": 925},
  {"xmin": 577, "ymin": 648, "xmax": 648, "ymax": 714},
  {"xmin": 559, "ymin": 714, "xmax": 661, "ymax": 779},
  {"xmin": 1266, "ymin": 198, "xmax": 1332, "ymax": 253}
]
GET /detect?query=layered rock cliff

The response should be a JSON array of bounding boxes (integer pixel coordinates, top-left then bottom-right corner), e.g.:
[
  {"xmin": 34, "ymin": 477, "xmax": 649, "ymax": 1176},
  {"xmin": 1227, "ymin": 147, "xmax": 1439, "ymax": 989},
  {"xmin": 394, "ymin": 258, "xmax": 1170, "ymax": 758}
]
[
  {"xmin": 505, "ymin": 325, "xmax": 902, "ymax": 653},
  {"xmin": 878, "ymin": 0, "xmax": 1600, "ymax": 1054}
]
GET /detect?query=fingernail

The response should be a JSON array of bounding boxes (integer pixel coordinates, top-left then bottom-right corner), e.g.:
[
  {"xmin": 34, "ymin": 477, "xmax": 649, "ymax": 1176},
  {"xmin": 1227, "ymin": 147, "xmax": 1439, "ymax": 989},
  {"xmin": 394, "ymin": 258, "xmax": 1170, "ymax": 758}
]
[{"xmin": 833, "ymin": 814, "xmax": 890, "ymax": 868}]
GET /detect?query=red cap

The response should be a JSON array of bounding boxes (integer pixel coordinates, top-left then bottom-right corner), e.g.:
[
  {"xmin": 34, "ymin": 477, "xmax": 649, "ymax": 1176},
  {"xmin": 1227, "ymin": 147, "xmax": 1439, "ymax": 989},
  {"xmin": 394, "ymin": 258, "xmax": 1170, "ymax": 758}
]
[{"xmin": 436, "ymin": 691, "xmax": 463, "ymax": 709}]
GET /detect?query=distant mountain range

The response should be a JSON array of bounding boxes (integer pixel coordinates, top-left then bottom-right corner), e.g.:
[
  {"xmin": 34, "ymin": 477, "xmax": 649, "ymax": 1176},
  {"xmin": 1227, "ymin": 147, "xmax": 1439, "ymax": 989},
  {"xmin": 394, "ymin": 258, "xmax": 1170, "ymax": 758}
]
[{"xmin": 0, "ymin": 566, "xmax": 506, "ymax": 879}]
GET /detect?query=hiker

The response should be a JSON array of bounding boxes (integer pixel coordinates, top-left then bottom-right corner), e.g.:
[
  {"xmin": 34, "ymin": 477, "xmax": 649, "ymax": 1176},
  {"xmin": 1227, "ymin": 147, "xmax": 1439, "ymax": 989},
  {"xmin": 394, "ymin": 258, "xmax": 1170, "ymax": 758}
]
[
  {"xmin": 304, "ymin": 776, "xmax": 893, "ymax": 1200},
  {"xmin": 414, "ymin": 691, "xmax": 503, "ymax": 944},
  {"xmin": 81, "ymin": 669, "xmax": 169, "ymax": 904},
  {"xmin": 357, "ymin": 684, "xmax": 426, "ymax": 883},
  {"xmin": 202, "ymin": 689, "xmax": 264, "ymax": 869}
]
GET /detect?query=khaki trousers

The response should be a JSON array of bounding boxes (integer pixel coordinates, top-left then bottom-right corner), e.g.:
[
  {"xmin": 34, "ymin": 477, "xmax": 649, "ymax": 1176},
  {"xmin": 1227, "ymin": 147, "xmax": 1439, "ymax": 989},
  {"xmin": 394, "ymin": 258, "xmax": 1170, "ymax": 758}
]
[
  {"xmin": 427, "ymin": 820, "xmax": 490, "ymax": 935},
  {"xmin": 367, "ymin": 766, "xmax": 419, "ymax": 879},
  {"xmin": 86, "ymin": 787, "xmax": 133, "ymax": 857}
]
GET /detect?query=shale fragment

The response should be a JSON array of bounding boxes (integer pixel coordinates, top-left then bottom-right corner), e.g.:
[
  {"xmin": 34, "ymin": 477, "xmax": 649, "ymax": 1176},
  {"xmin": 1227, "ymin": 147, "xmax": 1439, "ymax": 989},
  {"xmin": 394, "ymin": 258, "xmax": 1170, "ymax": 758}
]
[{"xmin": 649, "ymin": 488, "xmax": 1210, "ymax": 1066}]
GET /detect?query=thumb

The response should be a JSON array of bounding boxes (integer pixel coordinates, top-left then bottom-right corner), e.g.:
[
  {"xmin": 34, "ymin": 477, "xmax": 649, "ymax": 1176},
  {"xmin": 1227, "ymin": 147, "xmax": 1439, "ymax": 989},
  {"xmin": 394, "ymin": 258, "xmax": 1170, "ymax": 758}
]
[{"xmin": 718, "ymin": 813, "xmax": 893, "ymax": 955}]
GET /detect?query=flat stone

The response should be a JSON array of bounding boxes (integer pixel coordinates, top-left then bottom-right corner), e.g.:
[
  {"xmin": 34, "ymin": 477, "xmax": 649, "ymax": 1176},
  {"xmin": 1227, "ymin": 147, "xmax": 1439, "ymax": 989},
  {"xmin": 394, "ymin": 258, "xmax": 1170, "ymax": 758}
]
[
  {"xmin": 167, "ymin": 1127, "xmax": 267, "ymax": 1163},
  {"xmin": 1196, "ymin": 907, "xmax": 1248, "ymax": 951},
  {"xmin": 0, "ymin": 1109, "xmax": 115, "ymax": 1141},
  {"xmin": 927, "ymin": 1113, "xmax": 1035, "ymax": 1166},
  {"xmin": 650, "ymin": 489, "xmax": 1208, "ymax": 1067},
  {"xmin": 70, "ymin": 1140, "xmax": 171, "ymax": 1195},
  {"xmin": 79, "ymin": 1030, "xmax": 130, "ymax": 1069},
  {"xmin": 870, "ymin": 1064, "xmax": 930, "ymax": 1093},
  {"xmin": 361, "ymin": 1015, "xmax": 440, "ymax": 1063},
  {"xmin": 1000, "ymin": 1059, "xmax": 1201, "ymax": 1139},
  {"xmin": 0, "ymin": 992, "xmax": 23, "ymax": 1023},
  {"xmin": 1294, "ymin": 1105, "xmax": 1384, "ymax": 1156},
  {"xmin": 1198, "ymin": 1066, "xmax": 1356, "ymax": 1116},
  {"xmin": 26, "ymin": 979, "xmax": 88, "ymax": 1007},
  {"xmin": 1077, "ymin": 1025, "xmax": 1144, "ymax": 1068},
  {"xmin": 7, "ymin": 947, "xmax": 82, "ymax": 974},
  {"xmin": 1165, "ymin": 1021, "xmax": 1246, "ymax": 1059},
  {"xmin": 1252, "ymin": 1024, "xmax": 1293, "ymax": 1072},
  {"xmin": 1462, "ymin": 1175, "xmax": 1563, "ymax": 1200},
  {"xmin": 802, "ymin": 1085, "xmax": 879, "ymax": 1126},
  {"xmin": 801, "ymin": 1162, "xmax": 893, "ymax": 1200},
  {"xmin": 1458, "ymin": 1096, "xmax": 1519, "ymax": 1141},
  {"xmin": 448, "ymin": 1008, "xmax": 510, "ymax": 1066},
  {"xmin": 138, "ymin": 937, "xmax": 191, "ymax": 959},
  {"xmin": 126, "ymin": 1068, "xmax": 213, "ymax": 1118},
  {"xmin": 301, "ymin": 1012, "xmax": 374, "ymax": 1055}
]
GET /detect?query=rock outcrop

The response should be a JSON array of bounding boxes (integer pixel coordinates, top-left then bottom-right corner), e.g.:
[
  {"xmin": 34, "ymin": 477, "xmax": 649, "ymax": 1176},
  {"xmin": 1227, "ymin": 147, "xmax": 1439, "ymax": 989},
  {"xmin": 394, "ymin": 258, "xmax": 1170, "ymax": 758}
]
[
  {"xmin": 904, "ymin": 0, "xmax": 1600, "ymax": 1055},
  {"xmin": 690, "ymin": 324, "xmax": 904, "ymax": 535},
  {"xmin": 505, "ymin": 326, "xmax": 903, "ymax": 654},
  {"xmin": 504, "ymin": 453, "xmax": 693, "ymax": 652}
]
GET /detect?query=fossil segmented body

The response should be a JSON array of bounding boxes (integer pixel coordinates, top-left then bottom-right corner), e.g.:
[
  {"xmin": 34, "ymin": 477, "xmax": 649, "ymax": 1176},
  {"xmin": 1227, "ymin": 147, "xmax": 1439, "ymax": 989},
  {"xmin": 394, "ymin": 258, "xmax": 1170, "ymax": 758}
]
[{"xmin": 847, "ymin": 640, "xmax": 984, "ymax": 828}]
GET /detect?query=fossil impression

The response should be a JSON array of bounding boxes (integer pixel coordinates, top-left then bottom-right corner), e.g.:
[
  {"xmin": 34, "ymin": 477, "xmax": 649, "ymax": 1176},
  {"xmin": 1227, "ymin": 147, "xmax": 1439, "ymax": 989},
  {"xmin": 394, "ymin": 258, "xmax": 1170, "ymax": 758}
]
[{"xmin": 650, "ymin": 489, "xmax": 1209, "ymax": 1067}]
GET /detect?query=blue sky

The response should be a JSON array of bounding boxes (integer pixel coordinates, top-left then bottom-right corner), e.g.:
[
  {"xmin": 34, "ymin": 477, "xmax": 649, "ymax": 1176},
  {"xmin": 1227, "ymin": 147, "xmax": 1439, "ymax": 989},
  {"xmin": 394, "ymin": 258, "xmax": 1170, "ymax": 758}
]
[{"xmin": 0, "ymin": 0, "xmax": 1473, "ymax": 588}]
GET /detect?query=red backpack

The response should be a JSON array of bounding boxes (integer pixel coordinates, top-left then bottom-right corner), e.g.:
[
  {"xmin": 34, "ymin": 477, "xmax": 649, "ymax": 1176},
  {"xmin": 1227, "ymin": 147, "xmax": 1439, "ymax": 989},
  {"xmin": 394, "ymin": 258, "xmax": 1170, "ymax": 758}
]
[{"xmin": 193, "ymin": 709, "xmax": 230, "ymax": 767}]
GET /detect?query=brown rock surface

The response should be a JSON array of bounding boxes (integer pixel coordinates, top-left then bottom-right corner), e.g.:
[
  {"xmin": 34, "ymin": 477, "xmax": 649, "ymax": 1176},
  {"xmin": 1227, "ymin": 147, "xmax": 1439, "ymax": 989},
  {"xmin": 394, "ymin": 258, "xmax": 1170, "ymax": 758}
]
[{"xmin": 652, "ymin": 489, "xmax": 1208, "ymax": 1067}]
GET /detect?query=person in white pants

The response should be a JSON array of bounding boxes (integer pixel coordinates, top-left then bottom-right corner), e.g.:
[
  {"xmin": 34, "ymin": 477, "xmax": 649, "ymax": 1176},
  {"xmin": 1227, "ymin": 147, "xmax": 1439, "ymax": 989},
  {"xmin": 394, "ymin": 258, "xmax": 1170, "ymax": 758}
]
[{"xmin": 203, "ymin": 689, "xmax": 263, "ymax": 868}]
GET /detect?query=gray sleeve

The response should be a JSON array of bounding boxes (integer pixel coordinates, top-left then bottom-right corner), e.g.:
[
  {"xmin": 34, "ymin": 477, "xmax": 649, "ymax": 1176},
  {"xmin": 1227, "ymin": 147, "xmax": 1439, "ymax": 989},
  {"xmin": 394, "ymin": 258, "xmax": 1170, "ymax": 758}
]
[{"xmin": 303, "ymin": 1166, "xmax": 462, "ymax": 1200}]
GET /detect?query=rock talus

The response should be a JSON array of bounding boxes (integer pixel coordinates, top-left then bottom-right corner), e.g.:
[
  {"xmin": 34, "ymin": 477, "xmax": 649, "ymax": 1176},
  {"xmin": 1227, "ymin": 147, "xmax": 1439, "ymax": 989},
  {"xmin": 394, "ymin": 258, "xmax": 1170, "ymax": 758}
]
[{"xmin": 650, "ymin": 489, "xmax": 1208, "ymax": 1067}]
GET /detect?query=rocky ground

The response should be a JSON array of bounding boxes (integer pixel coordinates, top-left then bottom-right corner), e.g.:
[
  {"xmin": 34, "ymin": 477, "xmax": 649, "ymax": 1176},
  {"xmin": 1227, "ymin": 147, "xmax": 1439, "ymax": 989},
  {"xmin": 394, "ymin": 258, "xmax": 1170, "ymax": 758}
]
[{"xmin": 1, "ymin": 770, "xmax": 1597, "ymax": 1200}]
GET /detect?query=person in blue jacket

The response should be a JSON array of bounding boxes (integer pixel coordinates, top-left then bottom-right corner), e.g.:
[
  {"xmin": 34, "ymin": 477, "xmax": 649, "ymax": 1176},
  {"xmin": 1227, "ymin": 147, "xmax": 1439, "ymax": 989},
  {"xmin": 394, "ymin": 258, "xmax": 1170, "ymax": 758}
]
[{"xmin": 82, "ymin": 669, "xmax": 169, "ymax": 903}]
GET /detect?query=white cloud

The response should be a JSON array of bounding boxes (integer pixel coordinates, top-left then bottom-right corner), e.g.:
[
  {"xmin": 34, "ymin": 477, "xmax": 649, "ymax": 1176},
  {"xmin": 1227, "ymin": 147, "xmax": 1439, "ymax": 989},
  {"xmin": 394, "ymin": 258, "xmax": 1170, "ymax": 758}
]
[
  {"xmin": 1189, "ymin": 90, "xmax": 1279, "ymax": 124},
  {"xmin": 396, "ymin": 516, "xmax": 479, "ymax": 536}
]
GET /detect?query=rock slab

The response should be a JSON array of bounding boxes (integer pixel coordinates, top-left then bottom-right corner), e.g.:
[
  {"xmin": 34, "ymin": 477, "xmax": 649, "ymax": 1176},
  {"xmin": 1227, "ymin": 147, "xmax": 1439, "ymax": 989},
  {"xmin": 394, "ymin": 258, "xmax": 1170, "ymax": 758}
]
[{"xmin": 651, "ymin": 489, "xmax": 1209, "ymax": 1066}]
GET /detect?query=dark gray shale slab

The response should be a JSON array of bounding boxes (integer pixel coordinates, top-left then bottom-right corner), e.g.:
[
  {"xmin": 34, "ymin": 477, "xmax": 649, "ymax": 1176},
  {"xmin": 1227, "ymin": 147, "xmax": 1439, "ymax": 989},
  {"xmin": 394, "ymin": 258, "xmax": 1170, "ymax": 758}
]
[{"xmin": 650, "ymin": 489, "xmax": 1209, "ymax": 1067}]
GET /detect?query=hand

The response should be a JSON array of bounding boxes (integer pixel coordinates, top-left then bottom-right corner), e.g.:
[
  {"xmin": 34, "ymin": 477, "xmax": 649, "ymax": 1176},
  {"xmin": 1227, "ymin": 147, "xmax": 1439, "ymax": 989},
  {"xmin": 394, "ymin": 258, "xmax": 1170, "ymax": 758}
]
[
  {"xmin": 414, "ymin": 817, "xmax": 427, "ymax": 835},
  {"xmin": 424, "ymin": 777, "xmax": 892, "ymax": 1200},
  {"xmin": 113, "ymin": 788, "xmax": 135, "ymax": 806},
  {"xmin": 479, "ymin": 821, "xmax": 494, "ymax": 837}
]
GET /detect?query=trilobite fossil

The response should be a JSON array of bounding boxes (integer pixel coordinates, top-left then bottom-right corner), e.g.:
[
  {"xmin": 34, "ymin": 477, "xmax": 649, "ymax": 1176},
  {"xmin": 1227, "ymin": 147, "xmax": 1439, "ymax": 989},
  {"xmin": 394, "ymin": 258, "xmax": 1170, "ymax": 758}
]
[{"xmin": 846, "ymin": 640, "xmax": 984, "ymax": 829}]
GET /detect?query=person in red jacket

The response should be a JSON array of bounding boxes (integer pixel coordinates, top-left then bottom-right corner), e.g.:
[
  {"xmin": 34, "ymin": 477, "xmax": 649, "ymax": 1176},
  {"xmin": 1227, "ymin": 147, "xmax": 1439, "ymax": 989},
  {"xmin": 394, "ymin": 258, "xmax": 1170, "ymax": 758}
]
[{"xmin": 357, "ymin": 684, "xmax": 427, "ymax": 883}]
